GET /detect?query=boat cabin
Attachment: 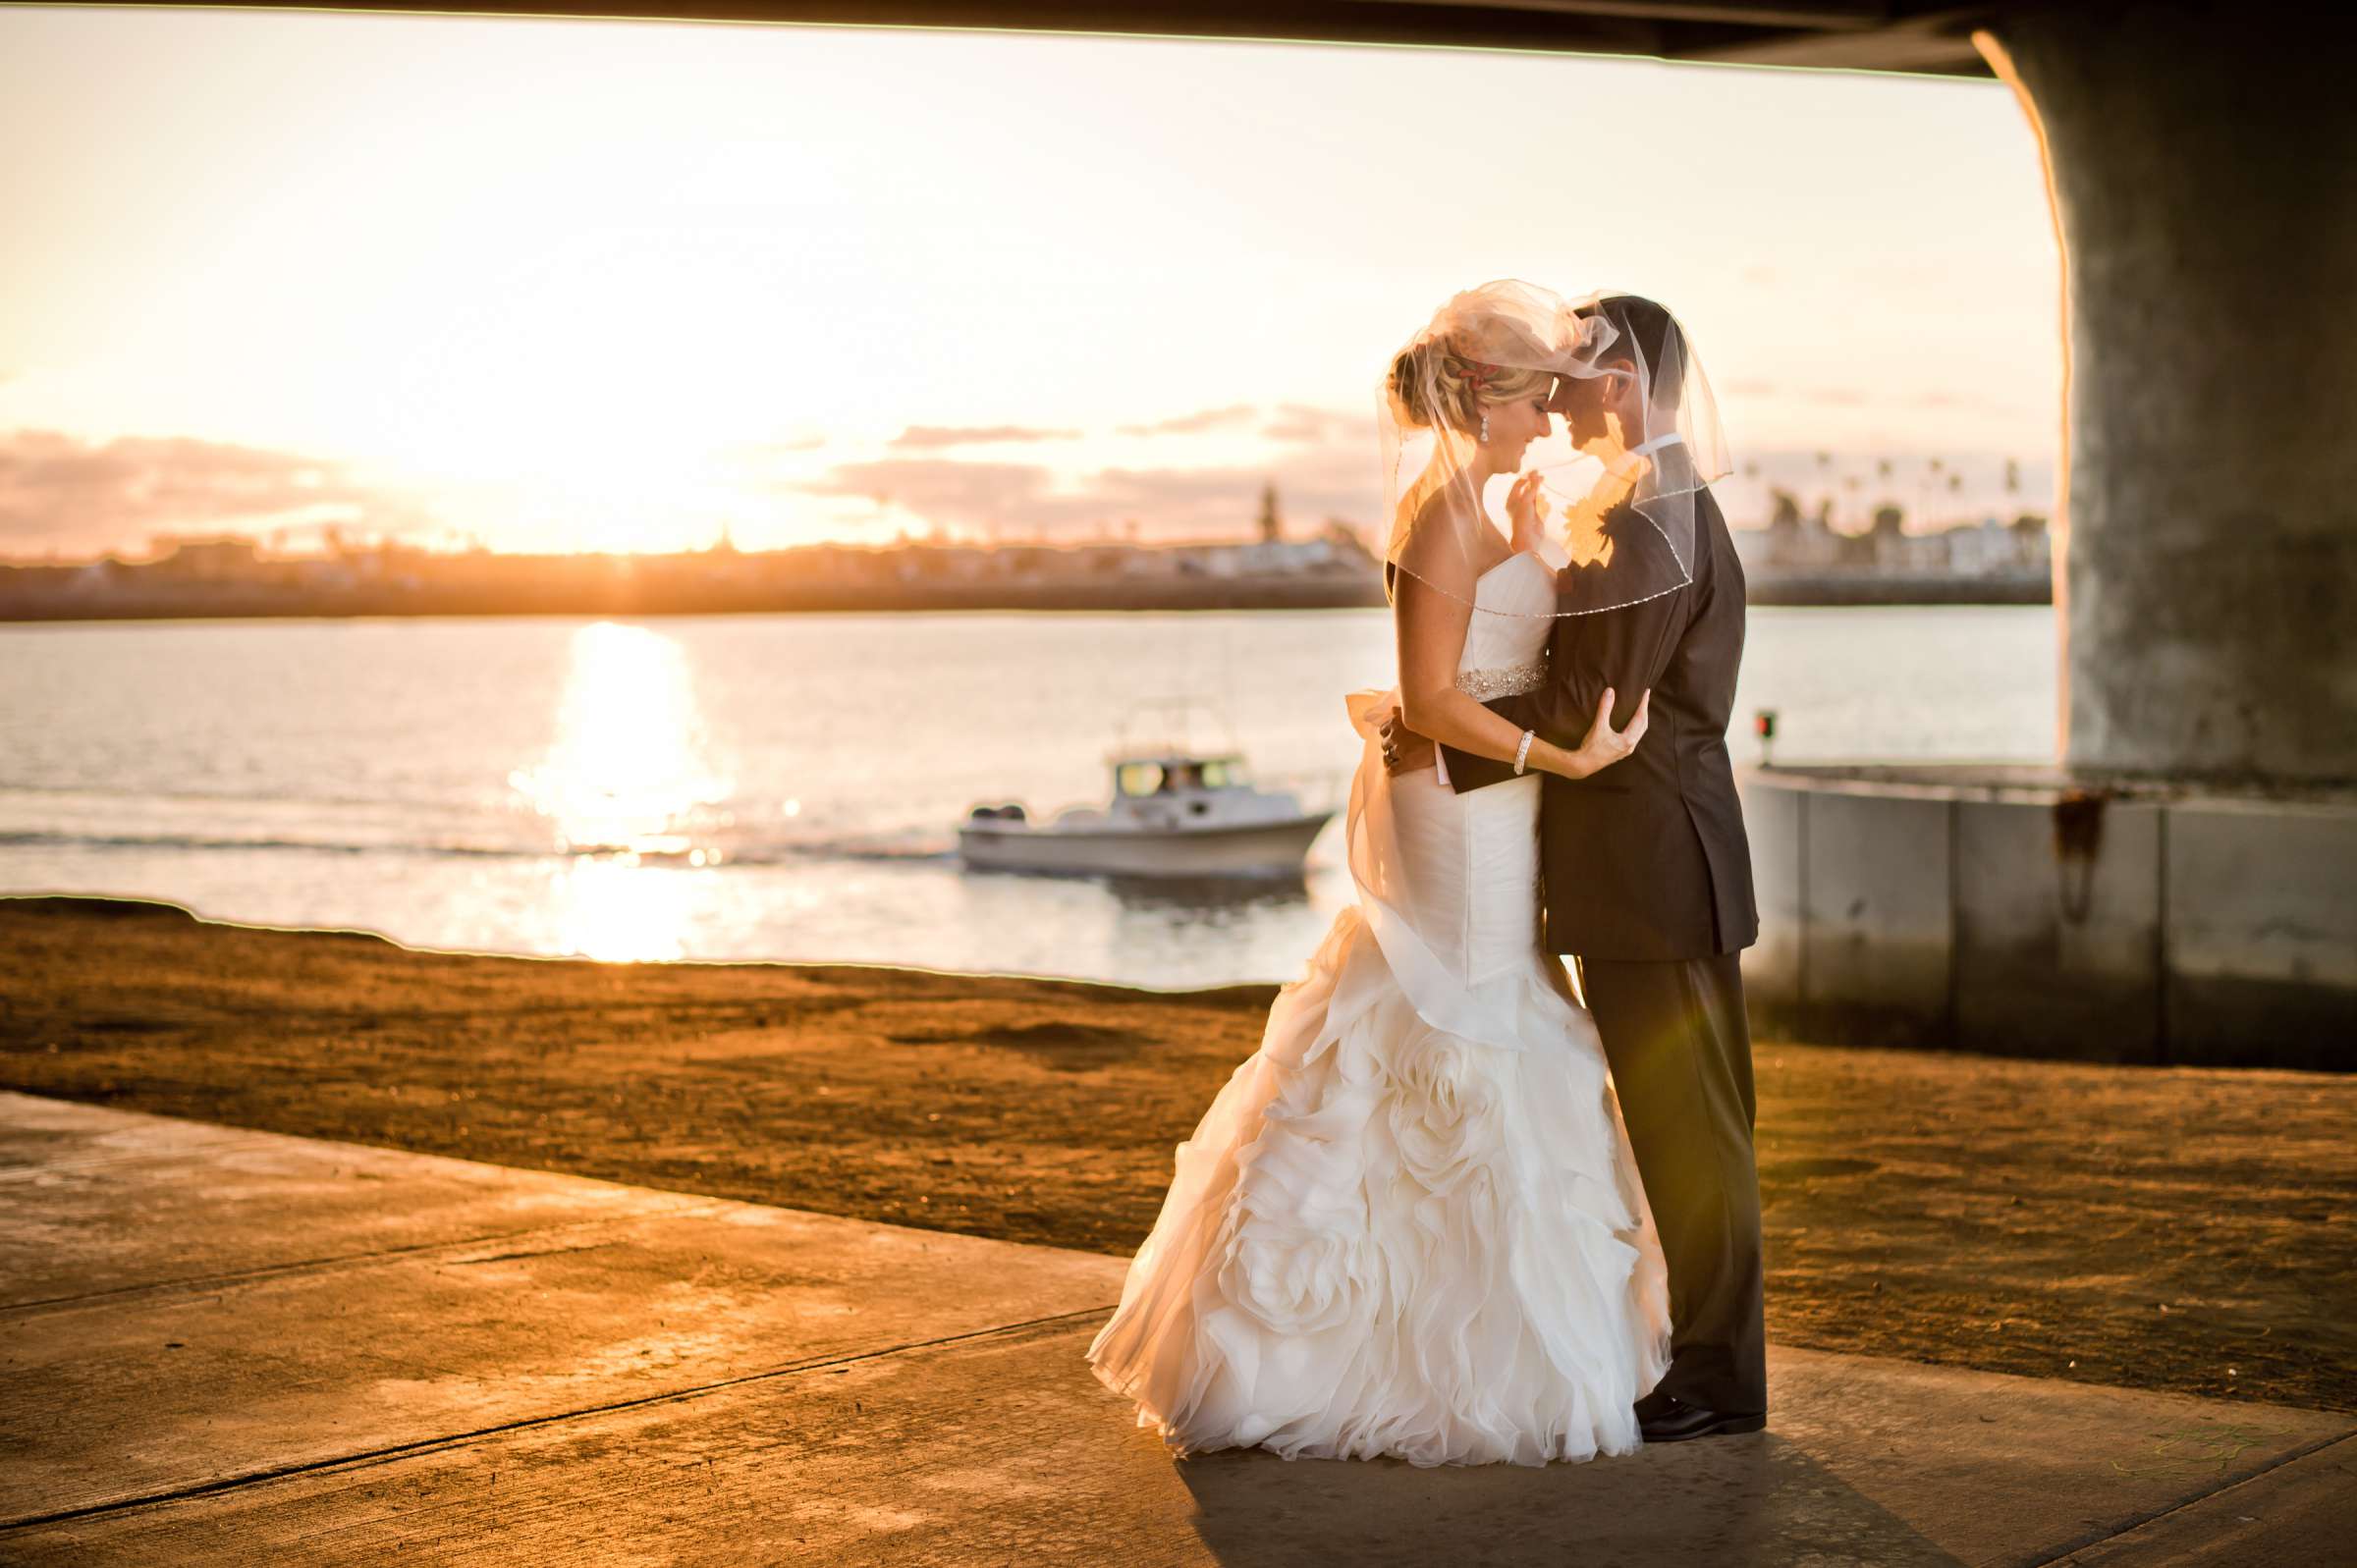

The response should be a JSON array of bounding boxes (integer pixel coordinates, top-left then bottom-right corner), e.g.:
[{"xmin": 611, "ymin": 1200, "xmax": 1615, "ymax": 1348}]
[
  {"xmin": 958, "ymin": 744, "xmax": 1328, "ymax": 875},
  {"xmin": 1111, "ymin": 751, "xmax": 1251, "ymax": 802}
]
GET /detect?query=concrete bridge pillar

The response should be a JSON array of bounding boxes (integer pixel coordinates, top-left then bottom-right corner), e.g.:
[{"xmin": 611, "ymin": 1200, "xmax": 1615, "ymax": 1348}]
[{"xmin": 1982, "ymin": 5, "xmax": 2357, "ymax": 784}]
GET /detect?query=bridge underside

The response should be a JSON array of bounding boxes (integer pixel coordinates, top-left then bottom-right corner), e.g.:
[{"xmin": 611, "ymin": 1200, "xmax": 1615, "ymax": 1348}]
[{"xmin": 262, "ymin": 0, "xmax": 2001, "ymax": 76}]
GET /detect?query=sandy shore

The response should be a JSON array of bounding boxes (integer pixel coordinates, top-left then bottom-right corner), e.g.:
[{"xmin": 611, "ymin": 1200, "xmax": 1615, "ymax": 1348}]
[{"xmin": 4, "ymin": 892, "xmax": 2350, "ymax": 1415}]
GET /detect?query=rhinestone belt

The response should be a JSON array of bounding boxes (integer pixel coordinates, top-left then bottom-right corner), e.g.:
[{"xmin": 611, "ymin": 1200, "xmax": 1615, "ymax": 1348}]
[{"xmin": 1454, "ymin": 660, "xmax": 1547, "ymax": 700}]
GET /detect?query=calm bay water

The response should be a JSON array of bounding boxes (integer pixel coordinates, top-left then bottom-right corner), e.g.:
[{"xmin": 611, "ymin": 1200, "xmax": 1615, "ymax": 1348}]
[{"xmin": 0, "ymin": 607, "xmax": 2055, "ymax": 988}]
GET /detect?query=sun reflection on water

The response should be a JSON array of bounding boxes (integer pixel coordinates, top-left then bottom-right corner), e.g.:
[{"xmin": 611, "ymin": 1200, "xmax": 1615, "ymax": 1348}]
[{"xmin": 508, "ymin": 622, "xmax": 734, "ymax": 960}]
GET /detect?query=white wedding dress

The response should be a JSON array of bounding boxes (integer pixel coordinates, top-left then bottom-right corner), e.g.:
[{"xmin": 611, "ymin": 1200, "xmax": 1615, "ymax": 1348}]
[{"xmin": 1086, "ymin": 550, "xmax": 1672, "ymax": 1468}]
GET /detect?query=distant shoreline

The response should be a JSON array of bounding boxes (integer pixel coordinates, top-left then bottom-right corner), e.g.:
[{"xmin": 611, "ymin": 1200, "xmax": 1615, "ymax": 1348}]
[
  {"xmin": 1743, "ymin": 571, "xmax": 2050, "ymax": 607},
  {"xmin": 0, "ymin": 574, "xmax": 2051, "ymax": 623}
]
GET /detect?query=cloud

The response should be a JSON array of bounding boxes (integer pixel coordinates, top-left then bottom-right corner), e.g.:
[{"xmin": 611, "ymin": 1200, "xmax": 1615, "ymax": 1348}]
[
  {"xmin": 1721, "ymin": 380, "xmax": 1874, "ymax": 407},
  {"xmin": 800, "ymin": 459, "xmax": 1055, "ymax": 521},
  {"xmin": 1262, "ymin": 404, "xmax": 1369, "ymax": 444},
  {"xmin": 1720, "ymin": 381, "xmax": 2037, "ymax": 421},
  {"xmin": 1115, "ymin": 404, "xmax": 1257, "ymax": 438},
  {"xmin": 0, "ymin": 429, "xmax": 420, "ymax": 559},
  {"xmin": 888, "ymin": 424, "xmax": 1081, "ymax": 450},
  {"xmin": 797, "ymin": 449, "xmax": 1377, "ymax": 542},
  {"xmin": 1904, "ymin": 389, "xmax": 2032, "ymax": 418}
]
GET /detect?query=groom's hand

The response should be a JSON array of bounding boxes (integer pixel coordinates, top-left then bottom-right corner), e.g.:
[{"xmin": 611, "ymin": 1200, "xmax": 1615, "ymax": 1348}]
[{"xmin": 1379, "ymin": 710, "xmax": 1436, "ymax": 776}]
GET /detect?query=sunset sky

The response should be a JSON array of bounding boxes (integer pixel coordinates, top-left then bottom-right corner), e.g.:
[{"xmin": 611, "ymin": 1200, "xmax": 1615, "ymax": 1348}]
[{"xmin": 0, "ymin": 6, "xmax": 2061, "ymax": 559}]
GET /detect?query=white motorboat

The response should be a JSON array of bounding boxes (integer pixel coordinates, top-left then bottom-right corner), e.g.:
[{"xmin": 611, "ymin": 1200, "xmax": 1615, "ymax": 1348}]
[{"xmin": 959, "ymin": 749, "xmax": 1333, "ymax": 878}]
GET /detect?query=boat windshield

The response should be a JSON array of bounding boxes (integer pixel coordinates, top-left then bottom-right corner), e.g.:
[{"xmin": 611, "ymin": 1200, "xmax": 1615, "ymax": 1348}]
[{"xmin": 1114, "ymin": 756, "xmax": 1248, "ymax": 795}]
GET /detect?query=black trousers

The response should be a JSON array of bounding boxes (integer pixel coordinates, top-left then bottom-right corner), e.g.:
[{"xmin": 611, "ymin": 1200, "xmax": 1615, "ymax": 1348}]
[{"xmin": 1577, "ymin": 949, "xmax": 1767, "ymax": 1417}]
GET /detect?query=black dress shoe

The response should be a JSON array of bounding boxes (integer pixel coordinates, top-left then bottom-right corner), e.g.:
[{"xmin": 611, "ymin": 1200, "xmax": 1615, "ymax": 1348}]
[
  {"xmin": 1632, "ymin": 1387, "xmax": 1678, "ymax": 1423},
  {"xmin": 1637, "ymin": 1394, "xmax": 1767, "ymax": 1443}
]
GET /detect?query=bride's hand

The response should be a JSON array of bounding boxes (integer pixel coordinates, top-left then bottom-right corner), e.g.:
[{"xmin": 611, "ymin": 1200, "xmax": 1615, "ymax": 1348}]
[
  {"xmin": 1506, "ymin": 470, "xmax": 1549, "ymax": 557},
  {"xmin": 1545, "ymin": 687, "xmax": 1650, "ymax": 779},
  {"xmin": 1562, "ymin": 454, "xmax": 1651, "ymax": 544}
]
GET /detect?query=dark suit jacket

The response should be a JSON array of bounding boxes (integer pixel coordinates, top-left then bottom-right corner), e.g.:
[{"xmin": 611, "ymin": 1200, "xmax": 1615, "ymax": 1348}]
[{"xmin": 1441, "ymin": 481, "xmax": 1758, "ymax": 962}]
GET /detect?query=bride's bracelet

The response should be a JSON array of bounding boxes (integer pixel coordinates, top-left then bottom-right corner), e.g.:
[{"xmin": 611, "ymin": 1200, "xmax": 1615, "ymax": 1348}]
[{"xmin": 1512, "ymin": 730, "xmax": 1536, "ymax": 775}]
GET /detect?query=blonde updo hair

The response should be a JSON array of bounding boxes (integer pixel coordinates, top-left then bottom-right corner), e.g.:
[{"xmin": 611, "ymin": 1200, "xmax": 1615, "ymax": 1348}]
[{"xmin": 1387, "ymin": 339, "xmax": 1553, "ymax": 433}]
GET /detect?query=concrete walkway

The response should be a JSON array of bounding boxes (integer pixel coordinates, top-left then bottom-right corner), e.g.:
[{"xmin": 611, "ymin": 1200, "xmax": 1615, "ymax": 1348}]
[{"xmin": 2, "ymin": 1091, "xmax": 2347, "ymax": 1566}]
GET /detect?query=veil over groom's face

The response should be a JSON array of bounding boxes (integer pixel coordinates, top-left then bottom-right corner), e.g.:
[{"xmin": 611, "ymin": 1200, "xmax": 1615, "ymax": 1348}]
[
  {"xmin": 1546, "ymin": 294, "xmax": 1692, "ymax": 460},
  {"xmin": 1547, "ymin": 363, "xmax": 1639, "ymax": 456}
]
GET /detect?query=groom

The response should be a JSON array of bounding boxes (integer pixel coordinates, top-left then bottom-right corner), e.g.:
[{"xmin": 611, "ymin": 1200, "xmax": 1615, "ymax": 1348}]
[{"xmin": 1383, "ymin": 294, "xmax": 1766, "ymax": 1441}]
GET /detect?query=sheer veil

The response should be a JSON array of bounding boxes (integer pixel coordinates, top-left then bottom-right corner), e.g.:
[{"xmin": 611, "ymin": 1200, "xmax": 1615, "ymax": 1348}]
[
  {"xmin": 1348, "ymin": 281, "xmax": 1730, "ymax": 1000},
  {"xmin": 1380, "ymin": 281, "xmax": 1728, "ymax": 620}
]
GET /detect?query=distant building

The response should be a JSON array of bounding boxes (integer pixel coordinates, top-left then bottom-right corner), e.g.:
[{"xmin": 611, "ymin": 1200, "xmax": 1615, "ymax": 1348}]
[
  {"xmin": 1869, "ymin": 506, "xmax": 1948, "ymax": 572},
  {"xmin": 1947, "ymin": 517, "xmax": 2036, "ymax": 574},
  {"xmin": 1738, "ymin": 489, "xmax": 1845, "ymax": 569},
  {"xmin": 896, "ymin": 545, "xmax": 993, "ymax": 583},
  {"xmin": 1166, "ymin": 536, "xmax": 1360, "ymax": 579},
  {"xmin": 146, "ymin": 534, "xmax": 261, "ymax": 581},
  {"xmin": 1735, "ymin": 490, "xmax": 2050, "ymax": 584}
]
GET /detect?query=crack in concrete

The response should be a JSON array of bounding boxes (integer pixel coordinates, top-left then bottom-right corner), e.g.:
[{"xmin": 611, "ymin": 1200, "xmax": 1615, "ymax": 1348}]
[
  {"xmin": 443, "ymin": 1240, "xmax": 625, "ymax": 1266},
  {"xmin": 2021, "ymin": 1429, "xmax": 2357, "ymax": 1568},
  {"xmin": 0, "ymin": 1304, "xmax": 1117, "ymax": 1535}
]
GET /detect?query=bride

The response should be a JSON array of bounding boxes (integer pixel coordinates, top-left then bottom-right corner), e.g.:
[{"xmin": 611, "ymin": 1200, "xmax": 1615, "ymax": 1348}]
[{"xmin": 1085, "ymin": 281, "xmax": 1672, "ymax": 1467}]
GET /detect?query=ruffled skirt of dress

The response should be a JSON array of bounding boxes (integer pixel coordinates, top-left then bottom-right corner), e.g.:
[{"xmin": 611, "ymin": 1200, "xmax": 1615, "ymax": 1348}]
[{"xmin": 1083, "ymin": 900, "xmax": 1672, "ymax": 1468}]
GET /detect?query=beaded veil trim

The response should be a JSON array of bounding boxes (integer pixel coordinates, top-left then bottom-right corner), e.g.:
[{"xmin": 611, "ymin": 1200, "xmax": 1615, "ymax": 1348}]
[{"xmin": 1453, "ymin": 661, "xmax": 1547, "ymax": 700}]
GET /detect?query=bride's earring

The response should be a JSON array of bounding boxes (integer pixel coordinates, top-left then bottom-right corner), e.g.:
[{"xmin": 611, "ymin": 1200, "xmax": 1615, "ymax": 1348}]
[{"xmin": 1479, "ymin": 410, "xmax": 1491, "ymax": 443}]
